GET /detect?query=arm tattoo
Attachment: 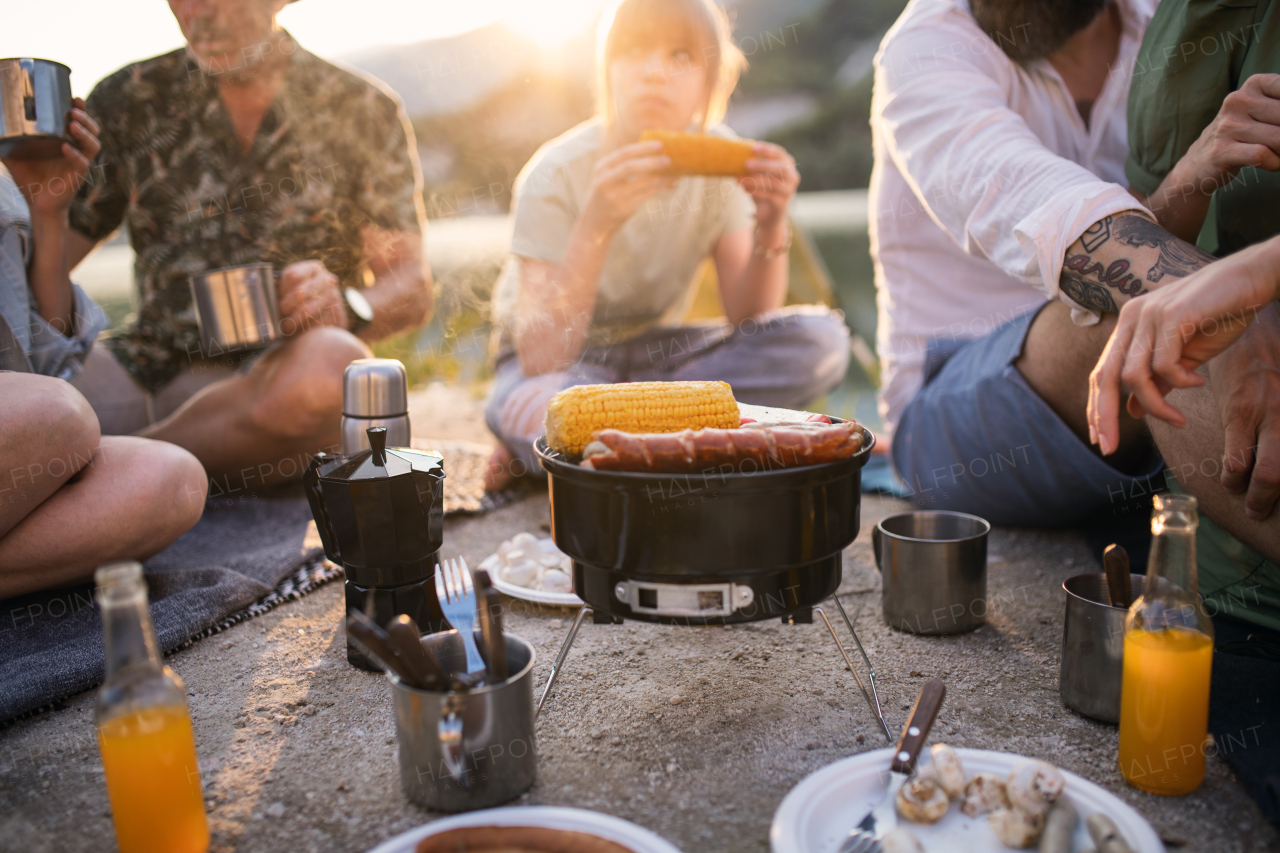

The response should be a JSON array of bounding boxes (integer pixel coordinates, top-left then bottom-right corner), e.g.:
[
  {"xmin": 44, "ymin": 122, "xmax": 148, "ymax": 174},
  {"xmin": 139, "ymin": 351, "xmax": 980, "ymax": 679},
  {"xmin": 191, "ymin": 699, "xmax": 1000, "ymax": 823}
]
[
  {"xmin": 1080, "ymin": 215, "xmax": 1112, "ymax": 252},
  {"xmin": 1060, "ymin": 271, "xmax": 1119, "ymax": 314},
  {"xmin": 1111, "ymin": 216, "xmax": 1216, "ymax": 282},
  {"xmin": 1059, "ymin": 214, "xmax": 1216, "ymax": 312},
  {"xmin": 1064, "ymin": 253, "xmax": 1148, "ymax": 297}
]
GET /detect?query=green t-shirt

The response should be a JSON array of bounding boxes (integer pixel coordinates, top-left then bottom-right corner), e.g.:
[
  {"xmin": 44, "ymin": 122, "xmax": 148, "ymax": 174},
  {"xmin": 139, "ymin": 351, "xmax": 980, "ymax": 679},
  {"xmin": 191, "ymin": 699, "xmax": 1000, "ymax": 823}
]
[{"xmin": 1125, "ymin": 0, "xmax": 1280, "ymax": 256}]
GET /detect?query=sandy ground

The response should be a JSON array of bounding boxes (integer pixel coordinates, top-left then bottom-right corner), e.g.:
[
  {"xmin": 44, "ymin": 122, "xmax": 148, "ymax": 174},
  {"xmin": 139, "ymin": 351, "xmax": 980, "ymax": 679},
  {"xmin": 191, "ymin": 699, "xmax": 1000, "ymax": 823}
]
[{"xmin": 0, "ymin": 391, "xmax": 1275, "ymax": 852}]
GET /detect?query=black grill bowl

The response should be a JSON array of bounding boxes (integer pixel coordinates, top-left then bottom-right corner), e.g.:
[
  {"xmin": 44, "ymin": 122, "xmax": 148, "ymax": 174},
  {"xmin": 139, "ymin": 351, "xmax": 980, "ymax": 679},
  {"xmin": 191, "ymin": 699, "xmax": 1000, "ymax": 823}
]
[{"xmin": 534, "ymin": 424, "xmax": 876, "ymax": 624}]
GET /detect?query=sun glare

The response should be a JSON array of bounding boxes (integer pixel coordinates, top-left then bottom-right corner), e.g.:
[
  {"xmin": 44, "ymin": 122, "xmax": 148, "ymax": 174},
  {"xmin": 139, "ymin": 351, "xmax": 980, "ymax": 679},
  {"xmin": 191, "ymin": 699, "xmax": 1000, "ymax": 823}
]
[{"xmin": 496, "ymin": 0, "xmax": 611, "ymax": 48}]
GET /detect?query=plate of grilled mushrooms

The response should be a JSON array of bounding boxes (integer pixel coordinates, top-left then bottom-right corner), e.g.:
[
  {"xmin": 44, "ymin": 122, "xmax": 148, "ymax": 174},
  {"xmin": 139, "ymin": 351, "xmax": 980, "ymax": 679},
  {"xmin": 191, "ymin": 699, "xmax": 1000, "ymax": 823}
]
[{"xmin": 771, "ymin": 746, "xmax": 1162, "ymax": 853}]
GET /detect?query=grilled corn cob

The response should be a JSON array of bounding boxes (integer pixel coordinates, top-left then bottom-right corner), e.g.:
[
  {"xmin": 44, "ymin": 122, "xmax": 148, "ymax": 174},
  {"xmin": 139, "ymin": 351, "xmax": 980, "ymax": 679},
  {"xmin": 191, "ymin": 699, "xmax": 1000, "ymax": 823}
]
[
  {"xmin": 544, "ymin": 381, "xmax": 739, "ymax": 456},
  {"xmin": 641, "ymin": 130, "xmax": 755, "ymax": 176}
]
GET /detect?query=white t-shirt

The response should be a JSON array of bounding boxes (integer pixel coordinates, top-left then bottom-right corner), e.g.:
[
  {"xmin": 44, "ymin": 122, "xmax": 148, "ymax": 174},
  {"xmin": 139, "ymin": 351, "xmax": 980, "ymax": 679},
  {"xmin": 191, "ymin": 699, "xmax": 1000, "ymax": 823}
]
[
  {"xmin": 870, "ymin": 0, "xmax": 1156, "ymax": 438},
  {"xmin": 492, "ymin": 118, "xmax": 754, "ymax": 347}
]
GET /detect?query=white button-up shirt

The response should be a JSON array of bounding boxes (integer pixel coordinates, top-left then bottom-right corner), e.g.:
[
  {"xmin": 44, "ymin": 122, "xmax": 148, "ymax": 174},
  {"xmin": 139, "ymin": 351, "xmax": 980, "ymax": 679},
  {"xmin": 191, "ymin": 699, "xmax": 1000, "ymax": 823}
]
[{"xmin": 870, "ymin": 0, "xmax": 1156, "ymax": 437}]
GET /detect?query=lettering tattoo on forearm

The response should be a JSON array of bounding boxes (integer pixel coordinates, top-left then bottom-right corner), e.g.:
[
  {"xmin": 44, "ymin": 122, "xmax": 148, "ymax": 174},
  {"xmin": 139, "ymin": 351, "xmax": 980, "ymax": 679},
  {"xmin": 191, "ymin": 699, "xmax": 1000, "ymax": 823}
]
[{"xmin": 1060, "ymin": 214, "xmax": 1217, "ymax": 313}]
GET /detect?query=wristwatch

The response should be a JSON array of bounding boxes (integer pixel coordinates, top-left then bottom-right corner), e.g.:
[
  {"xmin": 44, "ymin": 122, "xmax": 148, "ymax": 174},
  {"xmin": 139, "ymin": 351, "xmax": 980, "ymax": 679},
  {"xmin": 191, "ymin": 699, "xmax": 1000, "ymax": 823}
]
[{"xmin": 342, "ymin": 287, "xmax": 374, "ymax": 334}]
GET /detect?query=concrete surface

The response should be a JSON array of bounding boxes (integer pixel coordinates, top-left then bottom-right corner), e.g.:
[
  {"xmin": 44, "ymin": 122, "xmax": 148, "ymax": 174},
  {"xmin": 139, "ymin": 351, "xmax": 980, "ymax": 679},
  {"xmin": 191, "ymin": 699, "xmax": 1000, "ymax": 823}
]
[{"xmin": 1, "ymin": 479, "xmax": 1276, "ymax": 853}]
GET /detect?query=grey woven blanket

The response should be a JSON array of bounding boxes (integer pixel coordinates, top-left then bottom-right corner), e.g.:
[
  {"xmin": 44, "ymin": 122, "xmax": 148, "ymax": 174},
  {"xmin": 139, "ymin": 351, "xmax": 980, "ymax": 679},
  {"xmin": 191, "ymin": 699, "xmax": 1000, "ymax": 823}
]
[{"xmin": 0, "ymin": 439, "xmax": 526, "ymax": 724}]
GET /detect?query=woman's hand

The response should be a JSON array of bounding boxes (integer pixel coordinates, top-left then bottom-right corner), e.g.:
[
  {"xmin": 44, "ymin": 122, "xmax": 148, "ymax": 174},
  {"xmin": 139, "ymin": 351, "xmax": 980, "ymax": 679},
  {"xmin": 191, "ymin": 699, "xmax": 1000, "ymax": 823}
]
[
  {"xmin": 581, "ymin": 139, "xmax": 675, "ymax": 234},
  {"xmin": 2, "ymin": 98, "xmax": 101, "ymax": 220},
  {"xmin": 1088, "ymin": 236, "xmax": 1280, "ymax": 454},
  {"xmin": 740, "ymin": 141, "xmax": 800, "ymax": 233}
]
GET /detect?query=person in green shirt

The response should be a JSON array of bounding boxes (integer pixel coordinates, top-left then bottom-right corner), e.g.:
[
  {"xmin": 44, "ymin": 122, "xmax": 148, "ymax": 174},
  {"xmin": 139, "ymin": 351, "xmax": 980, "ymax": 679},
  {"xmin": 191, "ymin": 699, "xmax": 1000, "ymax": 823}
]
[
  {"xmin": 1125, "ymin": 0, "xmax": 1280, "ymax": 255},
  {"xmin": 1115, "ymin": 3, "xmax": 1280, "ymax": 825},
  {"xmin": 1121, "ymin": 0, "xmax": 1280, "ymax": 632}
]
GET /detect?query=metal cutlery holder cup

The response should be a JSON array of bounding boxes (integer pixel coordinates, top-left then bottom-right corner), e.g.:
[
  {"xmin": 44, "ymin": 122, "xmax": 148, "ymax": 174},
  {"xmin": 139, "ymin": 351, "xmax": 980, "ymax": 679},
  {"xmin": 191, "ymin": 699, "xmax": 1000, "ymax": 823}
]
[
  {"xmin": 393, "ymin": 631, "xmax": 537, "ymax": 812},
  {"xmin": 1060, "ymin": 572, "xmax": 1146, "ymax": 723}
]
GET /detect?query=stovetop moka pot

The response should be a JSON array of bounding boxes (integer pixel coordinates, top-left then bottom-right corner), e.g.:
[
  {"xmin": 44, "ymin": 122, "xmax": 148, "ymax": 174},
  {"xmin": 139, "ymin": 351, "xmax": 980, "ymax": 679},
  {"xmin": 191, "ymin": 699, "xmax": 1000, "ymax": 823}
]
[{"xmin": 304, "ymin": 427, "xmax": 446, "ymax": 670}]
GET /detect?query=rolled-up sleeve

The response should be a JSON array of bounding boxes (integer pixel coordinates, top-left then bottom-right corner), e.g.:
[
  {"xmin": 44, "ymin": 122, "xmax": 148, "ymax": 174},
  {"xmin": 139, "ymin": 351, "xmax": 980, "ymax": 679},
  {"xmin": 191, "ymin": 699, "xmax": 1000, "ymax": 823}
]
[
  {"xmin": 872, "ymin": 10, "xmax": 1149, "ymax": 315},
  {"xmin": 26, "ymin": 284, "xmax": 109, "ymax": 381}
]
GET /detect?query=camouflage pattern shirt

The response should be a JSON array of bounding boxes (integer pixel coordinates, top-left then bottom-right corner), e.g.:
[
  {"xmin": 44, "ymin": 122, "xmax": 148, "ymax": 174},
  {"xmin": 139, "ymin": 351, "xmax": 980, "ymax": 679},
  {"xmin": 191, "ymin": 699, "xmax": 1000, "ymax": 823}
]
[{"xmin": 70, "ymin": 35, "xmax": 425, "ymax": 392}]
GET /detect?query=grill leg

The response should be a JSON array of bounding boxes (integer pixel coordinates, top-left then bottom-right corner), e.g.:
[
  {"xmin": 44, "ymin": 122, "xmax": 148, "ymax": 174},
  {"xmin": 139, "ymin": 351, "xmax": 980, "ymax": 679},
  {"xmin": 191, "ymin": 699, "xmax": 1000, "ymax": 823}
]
[
  {"xmin": 536, "ymin": 605, "xmax": 592, "ymax": 717},
  {"xmin": 816, "ymin": 600, "xmax": 892, "ymax": 743}
]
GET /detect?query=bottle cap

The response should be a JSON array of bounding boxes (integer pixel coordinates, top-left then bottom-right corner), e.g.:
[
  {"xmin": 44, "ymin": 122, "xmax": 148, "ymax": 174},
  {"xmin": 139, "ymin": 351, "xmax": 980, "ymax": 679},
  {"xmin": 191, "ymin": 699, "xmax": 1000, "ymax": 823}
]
[
  {"xmin": 94, "ymin": 561, "xmax": 145, "ymax": 605},
  {"xmin": 343, "ymin": 358, "xmax": 408, "ymax": 417}
]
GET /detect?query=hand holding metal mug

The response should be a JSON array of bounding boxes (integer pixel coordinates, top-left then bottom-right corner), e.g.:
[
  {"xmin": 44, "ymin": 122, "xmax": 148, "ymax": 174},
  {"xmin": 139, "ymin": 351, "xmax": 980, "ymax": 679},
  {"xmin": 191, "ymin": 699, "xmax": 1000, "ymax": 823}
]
[
  {"xmin": 2, "ymin": 98, "xmax": 100, "ymax": 217},
  {"xmin": 277, "ymin": 259, "xmax": 345, "ymax": 334}
]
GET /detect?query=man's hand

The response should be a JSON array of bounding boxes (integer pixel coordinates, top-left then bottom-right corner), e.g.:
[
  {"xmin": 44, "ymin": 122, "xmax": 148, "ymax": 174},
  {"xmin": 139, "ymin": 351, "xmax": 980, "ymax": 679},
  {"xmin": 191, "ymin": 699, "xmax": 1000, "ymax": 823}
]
[
  {"xmin": 2, "ymin": 99, "xmax": 101, "ymax": 219},
  {"xmin": 1143, "ymin": 74, "xmax": 1280, "ymax": 240},
  {"xmin": 277, "ymin": 260, "xmax": 346, "ymax": 334},
  {"xmin": 1181, "ymin": 73, "xmax": 1280, "ymax": 188},
  {"xmin": 1209, "ymin": 305, "xmax": 1280, "ymax": 520}
]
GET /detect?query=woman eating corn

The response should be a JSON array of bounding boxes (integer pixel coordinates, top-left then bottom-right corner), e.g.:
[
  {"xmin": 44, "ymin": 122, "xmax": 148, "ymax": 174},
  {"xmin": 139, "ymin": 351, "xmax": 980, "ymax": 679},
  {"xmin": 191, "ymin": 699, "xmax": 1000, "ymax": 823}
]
[{"xmin": 484, "ymin": 0, "xmax": 850, "ymax": 488}]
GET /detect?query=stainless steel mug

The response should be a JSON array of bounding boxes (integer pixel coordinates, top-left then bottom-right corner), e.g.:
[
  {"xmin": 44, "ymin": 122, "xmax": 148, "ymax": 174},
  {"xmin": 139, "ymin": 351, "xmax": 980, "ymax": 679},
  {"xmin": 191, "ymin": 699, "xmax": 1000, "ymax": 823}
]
[
  {"xmin": 341, "ymin": 358, "xmax": 411, "ymax": 455},
  {"xmin": 0, "ymin": 58, "xmax": 72, "ymax": 159},
  {"xmin": 188, "ymin": 263, "xmax": 280, "ymax": 356},
  {"xmin": 1060, "ymin": 572, "xmax": 1146, "ymax": 723},
  {"xmin": 874, "ymin": 511, "xmax": 990, "ymax": 634},
  {"xmin": 393, "ymin": 631, "xmax": 536, "ymax": 812}
]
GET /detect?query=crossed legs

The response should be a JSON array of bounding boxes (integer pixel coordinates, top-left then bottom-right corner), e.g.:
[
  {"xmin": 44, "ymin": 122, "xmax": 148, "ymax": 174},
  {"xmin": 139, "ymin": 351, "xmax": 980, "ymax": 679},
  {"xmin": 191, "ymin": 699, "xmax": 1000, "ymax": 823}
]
[
  {"xmin": 126, "ymin": 326, "xmax": 371, "ymax": 488},
  {"xmin": 0, "ymin": 374, "xmax": 207, "ymax": 598}
]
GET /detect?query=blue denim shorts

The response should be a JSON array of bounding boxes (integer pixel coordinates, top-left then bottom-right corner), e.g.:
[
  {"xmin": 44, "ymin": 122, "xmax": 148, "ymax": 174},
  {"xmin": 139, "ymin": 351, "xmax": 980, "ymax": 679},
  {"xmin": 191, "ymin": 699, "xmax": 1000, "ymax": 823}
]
[{"xmin": 890, "ymin": 307, "xmax": 1163, "ymax": 527}]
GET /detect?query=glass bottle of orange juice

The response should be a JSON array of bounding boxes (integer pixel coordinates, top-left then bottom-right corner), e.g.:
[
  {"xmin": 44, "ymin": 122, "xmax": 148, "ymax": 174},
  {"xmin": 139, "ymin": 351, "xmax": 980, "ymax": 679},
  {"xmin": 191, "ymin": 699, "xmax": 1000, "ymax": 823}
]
[
  {"xmin": 95, "ymin": 562, "xmax": 209, "ymax": 853},
  {"xmin": 1118, "ymin": 494, "xmax": 1214, "ymax": 795}
]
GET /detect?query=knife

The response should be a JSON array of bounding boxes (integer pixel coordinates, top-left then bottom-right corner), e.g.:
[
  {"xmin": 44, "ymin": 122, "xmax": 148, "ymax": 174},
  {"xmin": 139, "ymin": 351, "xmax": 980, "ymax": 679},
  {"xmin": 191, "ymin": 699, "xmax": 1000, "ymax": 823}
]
[
  {"xmin": 474, "ymin": 569, "xmax": 508, "ymax": 683},
  {"xmin": 1103, "ymin": 544, "xmax": 1133, "ymax": 609},
  {"xmin": 385, "ymin": 614, "xmax": 449, "ymax": 691},
  {"xmin": 839, "ymin": 678, "xmax": 946, "ymax": 853},
  {"xmin": 345, "ymin": 610, "xmax": 422, "ymax": 687}
]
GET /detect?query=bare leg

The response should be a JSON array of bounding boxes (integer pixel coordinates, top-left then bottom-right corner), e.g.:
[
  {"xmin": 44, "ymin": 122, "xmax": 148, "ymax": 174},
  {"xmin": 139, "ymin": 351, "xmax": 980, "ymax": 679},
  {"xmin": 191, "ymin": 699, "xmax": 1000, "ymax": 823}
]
[
  {"xmin": 139, "ymin": 326, "xmax": 370, "ymax": 487},
  {"xmin": 1015, "ymin": 301, "xmax": 1153, "ymax": 473},
  {"xmin": 0, "ymin": 374, "xmax": 99, "ymax": 536},
  {"xmin": 1150, "ymin": 384, "xmax": 1280, "ymax": 562},
  {"xmin": 0, "ymin": 375, "xmax": 207, "ymax": 598},
  {"xmin": 484, "ymin": 444, "xmax": 516, "ymax": 492}
]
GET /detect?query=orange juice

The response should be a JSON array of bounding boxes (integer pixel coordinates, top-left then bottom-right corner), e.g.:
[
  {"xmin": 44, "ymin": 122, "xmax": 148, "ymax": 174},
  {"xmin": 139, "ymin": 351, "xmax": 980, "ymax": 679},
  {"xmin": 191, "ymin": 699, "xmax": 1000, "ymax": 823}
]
[
  {"xmin": 98, "ymin": 705, "xmax": 209, "ymax": 853},
  {"xmin": 1118, "ymin": 627, "xmax": 1213, "ymax": 795}
]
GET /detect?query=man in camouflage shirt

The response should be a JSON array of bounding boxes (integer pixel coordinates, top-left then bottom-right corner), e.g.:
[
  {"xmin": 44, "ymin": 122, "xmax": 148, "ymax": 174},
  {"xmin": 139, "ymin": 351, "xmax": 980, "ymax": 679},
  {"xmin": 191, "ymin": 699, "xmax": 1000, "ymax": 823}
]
[{"xmin": 67, "ymin": 0, "xmax": 431, "ymax": 489}]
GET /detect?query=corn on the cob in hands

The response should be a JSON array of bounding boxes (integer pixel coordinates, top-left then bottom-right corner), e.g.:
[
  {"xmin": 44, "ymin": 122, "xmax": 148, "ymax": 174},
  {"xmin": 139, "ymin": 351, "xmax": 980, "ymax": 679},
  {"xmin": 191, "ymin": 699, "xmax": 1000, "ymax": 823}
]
[
  {"xmin": 544, "ymin": 380, "xmax": 739, "ymax": 456},
  {"xmin": 641, "ymin": 130, "xmax": 755, "ymax": 176}
]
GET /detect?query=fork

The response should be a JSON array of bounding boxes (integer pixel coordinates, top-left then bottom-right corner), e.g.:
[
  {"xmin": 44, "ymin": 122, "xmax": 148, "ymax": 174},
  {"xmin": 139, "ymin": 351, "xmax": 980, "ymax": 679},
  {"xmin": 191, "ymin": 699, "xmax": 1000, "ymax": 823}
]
[
  {"xmin": 434, "ymin": 557, "xmax": 487, "ymax": 675},
  {"xmin": 839, "ymin": 679, "xmax": 946, "ymax": 853}
]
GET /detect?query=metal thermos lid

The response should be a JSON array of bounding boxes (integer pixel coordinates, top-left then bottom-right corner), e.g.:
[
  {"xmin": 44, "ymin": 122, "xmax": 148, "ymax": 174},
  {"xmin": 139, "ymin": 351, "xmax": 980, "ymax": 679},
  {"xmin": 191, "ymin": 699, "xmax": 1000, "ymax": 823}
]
[{"xmin": 343, "ymin": 358, "xmax": 408, "ymax": 417}]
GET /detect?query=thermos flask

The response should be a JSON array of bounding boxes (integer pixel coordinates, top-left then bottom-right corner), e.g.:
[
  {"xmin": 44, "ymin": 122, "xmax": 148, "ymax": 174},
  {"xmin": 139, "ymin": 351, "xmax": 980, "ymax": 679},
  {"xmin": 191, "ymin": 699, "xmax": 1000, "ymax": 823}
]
[{"xmin": 342, "ymin": 358, "xmax": 411, "ymax": 455}]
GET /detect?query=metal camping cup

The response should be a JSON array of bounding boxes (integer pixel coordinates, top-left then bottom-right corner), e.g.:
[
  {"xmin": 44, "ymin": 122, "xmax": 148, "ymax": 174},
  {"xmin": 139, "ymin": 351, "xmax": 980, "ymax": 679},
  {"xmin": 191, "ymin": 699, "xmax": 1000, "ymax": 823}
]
[
  {"xmin": 188, "ymin": 263, "xmax": 280, "ymax": 356},
  {"xmin": 873, "ymin": 511, "xmax": 990, "ymax": 634},
  {"xmin": 341, "ymin": 358, "xmax": 411, "ymax": 455},
  {"xmin": 1060, "ymin": 572, "xmax": 1146, "ymax": 723},
  {"xmin": 0, "ymin": 58, "xmax": 72, "ymax": 159},
  {"xmin": 393, "ymin": 631, "xmax": 536, "ymax": 812}
]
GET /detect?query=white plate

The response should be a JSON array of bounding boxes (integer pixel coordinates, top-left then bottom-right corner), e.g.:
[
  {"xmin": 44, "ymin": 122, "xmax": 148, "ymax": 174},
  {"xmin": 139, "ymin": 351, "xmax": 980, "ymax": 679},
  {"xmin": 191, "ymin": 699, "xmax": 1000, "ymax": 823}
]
[
  {"xmin": 366, "ymin": 805, "xmax": 683, "ymax": 853},
  {"xmin": 770, "ymin": 748, "xmax": 1163, "ymax": 853},
  {"xmin": 480, "ymin": 538, "xmax": 584, "ymax": 607}
]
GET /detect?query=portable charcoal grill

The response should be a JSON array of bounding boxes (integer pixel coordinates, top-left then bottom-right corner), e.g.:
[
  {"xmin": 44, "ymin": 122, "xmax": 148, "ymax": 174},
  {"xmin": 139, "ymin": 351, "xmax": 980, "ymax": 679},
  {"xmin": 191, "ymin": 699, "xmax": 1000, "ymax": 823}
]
[{"xmin": 532, "ymin": 422, "xmax": 894, "ymax": 741}]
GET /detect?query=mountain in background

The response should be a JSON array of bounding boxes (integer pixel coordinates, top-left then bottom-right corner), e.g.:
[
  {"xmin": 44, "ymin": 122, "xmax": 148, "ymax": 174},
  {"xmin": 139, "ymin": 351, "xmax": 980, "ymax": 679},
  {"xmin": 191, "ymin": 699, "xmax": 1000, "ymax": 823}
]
[{"xmin": 339, "ymin": 0, "xmax": 908, "ymax": 214}]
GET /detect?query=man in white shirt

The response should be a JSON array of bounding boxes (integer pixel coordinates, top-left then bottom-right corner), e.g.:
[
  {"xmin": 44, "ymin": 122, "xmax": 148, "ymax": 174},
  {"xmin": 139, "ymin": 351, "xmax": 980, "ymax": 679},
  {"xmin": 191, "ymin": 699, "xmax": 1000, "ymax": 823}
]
[{"xmin": 871, "ymin": 0, "xmax": 1170, "ymax": 525}]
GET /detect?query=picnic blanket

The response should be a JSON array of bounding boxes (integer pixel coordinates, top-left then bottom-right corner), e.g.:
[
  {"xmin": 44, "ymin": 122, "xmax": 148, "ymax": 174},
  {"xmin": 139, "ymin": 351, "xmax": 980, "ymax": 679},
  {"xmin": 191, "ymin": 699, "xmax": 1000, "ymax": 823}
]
[{"xmin": 0, "ymin": 439, "xmax": 526, "ymax": 724}]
